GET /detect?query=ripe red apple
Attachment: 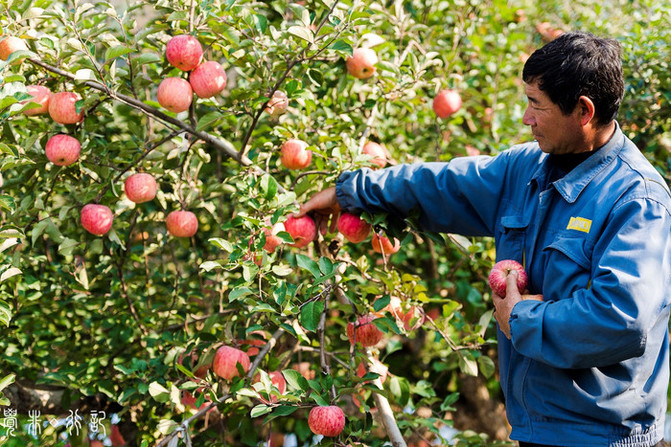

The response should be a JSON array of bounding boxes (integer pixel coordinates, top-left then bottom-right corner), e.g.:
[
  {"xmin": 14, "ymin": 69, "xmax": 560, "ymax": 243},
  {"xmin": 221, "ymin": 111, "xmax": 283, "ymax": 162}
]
[
  {"xmin": 265, "ymin": 90, "xmax": 289, "ymax": 116},
  {"xmin": 261, "ymin": 221, "xmax": 285, "ymax": 253},
  {"xmin": 337, "ymin": 212, "xmax": 371, "ymax": 243},
  {"xmin": 433, "ymin": 89, "xmax": 462, "ymax": 119},
  {"xmin": 189, "ymin": 61, "xmax": 227, "ymax": 98},
  {"xmin": 22, "ymin": 85, "xmax": 51, "ymax": 116},
  {"xmin": 81, "ymin": 204, "xmax": 114, "ymax": 236},
  {"xmin": 157, "ymin": 77, "xmax": 193, "ymax": 113},
  {"xmin": 166, "ymin": 210, "xmax": 198, "ymax": 238},
  {"xmin": 45, "ymin": 134, "xmax": 80, "ymax": 166},
  {"xmin": 280, "ymin": 139, "xmax": 311, "ymax": 170},
  {"xmin": 48, "ymin": 92, "xmax": 84, "ymax": 124},
  {"xmin": 284, "ymin": 215, "xmax": 316, "ymax": 248},
  {"xmin": 346, "ymin": 48, "xmax": 378, "ymax": 79},
  {"xmin": 0, "ymin": 36, "xmax": 28, "ymax": 61},
  {"xmin": 166, "ymin": 34, "xmax": 203, "ymax": 71},
  {"xmin": 308, "ymin": 405, "xmax": 346, "ymax": 437},
  {"xmin": 181, "ymin": 389, "xmax": 211, "ymax": 411},
  {"xmin": 212, "ymin": 345, "xmax": 250, "ymax": 380},
  {"xmin": 488, "ymin": 259, "xmax": 528, "ymax": 297},
  {"xmin": 362, "ymin": 141, "xmax": 387, "ymax": 168},
  {"xmin": 371, "ymin": 233, "xmax": 400, "ymax": 254},
  {"xmin": 347, "ymin": 314, "xmax": 384, "ymax": 347},
  {"xmin": 124, "ymin": 173, "xmax": 157, "ymax": 204}
]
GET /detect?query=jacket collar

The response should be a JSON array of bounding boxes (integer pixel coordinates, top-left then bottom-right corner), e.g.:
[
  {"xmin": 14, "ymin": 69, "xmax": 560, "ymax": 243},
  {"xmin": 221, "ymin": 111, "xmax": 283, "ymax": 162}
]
[{"xmin": 529, "ymin": 122, "xmax": 625, "ymax": 203}]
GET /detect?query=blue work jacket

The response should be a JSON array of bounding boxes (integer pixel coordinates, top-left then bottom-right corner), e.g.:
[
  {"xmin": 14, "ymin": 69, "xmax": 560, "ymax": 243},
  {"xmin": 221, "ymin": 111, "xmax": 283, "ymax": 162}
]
[{"xmin": 335, "ymin": 124, "xmax": 671, "ymax": 446}]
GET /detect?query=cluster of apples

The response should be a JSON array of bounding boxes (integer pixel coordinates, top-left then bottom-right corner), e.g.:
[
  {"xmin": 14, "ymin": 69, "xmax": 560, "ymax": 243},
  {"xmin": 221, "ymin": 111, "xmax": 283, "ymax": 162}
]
[
  {"xmin": 1, "ymin": 33, "xmax": 204, "ymax": 239},
  {"xmin": 156, "ymin": 35, "xmax": 227, "ymax": 112}
]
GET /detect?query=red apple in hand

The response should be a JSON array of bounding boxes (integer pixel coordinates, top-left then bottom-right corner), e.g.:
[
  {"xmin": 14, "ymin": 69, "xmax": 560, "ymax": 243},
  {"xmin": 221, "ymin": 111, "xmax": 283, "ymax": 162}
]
[
  {"xmin": 347, "ymin": 314, "xmax": 384, "ymax": 347},
  {"xmin": 433, "ymin": 89, "xmax": 462, "ymax": 118},
  {"xmin": 189, "ymin": 61, "xmax": 227, "ymax": 98},
  {"xmin": 45, "ymin": 134, "xmax": 80, "ymax": 166},
  {"xmin": 81, "ymin": 204, "xmax": 114, "ymax": 236},
  {"xmin": 124, "ymin": 173, "xmax": 157, "ymax": 203},
  {"xmin": 166, "ymin": 34, "xmax": 203, "ymax": 71},
  {"xmin": 49, "ymin": 92, "xmax": 84, "ymax": 124},
  {"xmin": 166, "ymin": 210, "xmax": 198, "ymax": 238},
  {"xmin": 337, "ymin": 212, "xmax": 371, "ymax": 243},
  {"xmin": 362, "ymin": 141, "xmax": 387, "ymax": 168},
  {"xmin": 488, "ymin": 260, "xmax": 528, "ymax": 297},
  {"xmin": 280, "ymin": 139, "xmax": 311, "ymax": 170},
  {"xmin": 346, "ymin": 48, "xmax": 378, "ymax": 79},
  {"xmin": 284, "ymin": 215, "xmax": 316, "ymax": 248},
  {"xmin": 0, "ymin": 36, "xmax": 28, "ymax": 61},
  {"xmin": 212, "ymin": 346, "xmax": 250, "ymax": 380},
  {"xmin": 157, "ymin": 77, "xmax": 193, "ymax": 113},
  {"xmin": 22, "ymin": 85, "xmax": 51, "ymax": 116},
  {"xmin": 308, "ymin": 405, "xmax": 346, "ymax": 437},
  {"xmin": 371, "ymin": 233, "xmax": 400, "ymax": 255}
]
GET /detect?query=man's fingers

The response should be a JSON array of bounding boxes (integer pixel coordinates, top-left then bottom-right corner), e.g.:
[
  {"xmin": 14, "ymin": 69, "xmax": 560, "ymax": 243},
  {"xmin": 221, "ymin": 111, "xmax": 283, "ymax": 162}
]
[{"xmin": 505, "ymin": 269, "xmax": 520, "ymax": 295}]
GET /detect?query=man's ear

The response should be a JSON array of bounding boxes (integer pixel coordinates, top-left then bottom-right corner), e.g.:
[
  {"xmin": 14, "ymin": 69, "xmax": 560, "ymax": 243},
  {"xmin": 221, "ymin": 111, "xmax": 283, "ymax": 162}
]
[{"xmin": 577, "ymin": 95, "xmax": 596, "ymax": 126}]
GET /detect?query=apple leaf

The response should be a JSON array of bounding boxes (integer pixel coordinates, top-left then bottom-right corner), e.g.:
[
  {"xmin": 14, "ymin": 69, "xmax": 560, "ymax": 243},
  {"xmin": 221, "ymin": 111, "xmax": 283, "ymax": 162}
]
[
  {"xmin": 288, "ymin": 25, "xmax": 313, "ymax": 43},
  {"xmin": 300, "ymin": 300, "xmax": 324, "ymax": 332},
  {"xmin": 104, "ymin": 45, "xmax": 133, "ymax": 62},
  {"xmin": 281, "ymin": 369, "xmax": 309, "ymax": 392},
  {"xmin": 328, "ymin": 39, "xmax": 353, "ymax": 56},
  {"xmin": 196, "ymin": 111, "xmax": 224, "ymax": 132},
  {"xmin": 458, "ymin": 354, "xmax": 479, "ymax": 377},
  {"xmin": 296, "ymin": 254, "xmax": 320, "ymax": 278}
]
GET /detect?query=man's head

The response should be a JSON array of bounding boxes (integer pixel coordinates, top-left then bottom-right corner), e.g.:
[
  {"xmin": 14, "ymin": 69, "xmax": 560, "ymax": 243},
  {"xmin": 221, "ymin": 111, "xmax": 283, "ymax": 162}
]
[{"xmin": 523, "ymin": 31, "xmax": 624, "ymax": 127}]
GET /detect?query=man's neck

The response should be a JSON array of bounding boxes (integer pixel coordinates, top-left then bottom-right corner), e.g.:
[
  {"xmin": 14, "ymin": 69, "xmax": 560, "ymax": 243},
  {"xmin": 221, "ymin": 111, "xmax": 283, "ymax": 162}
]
[{"xmin": 588, "ymin": 121, "xmax": 616, "ymax": 152}]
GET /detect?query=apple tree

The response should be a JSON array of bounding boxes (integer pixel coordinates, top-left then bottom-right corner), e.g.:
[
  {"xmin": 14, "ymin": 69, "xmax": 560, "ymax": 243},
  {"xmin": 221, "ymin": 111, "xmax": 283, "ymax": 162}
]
[{"xmin": 0, "ymin": 0, "xmax": 668, "ymax": 446}]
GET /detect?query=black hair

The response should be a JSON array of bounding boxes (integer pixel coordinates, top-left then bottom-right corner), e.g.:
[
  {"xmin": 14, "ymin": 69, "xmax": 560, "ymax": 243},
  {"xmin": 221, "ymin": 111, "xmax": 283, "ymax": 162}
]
[{"xmin": 522, "ymin": 31, "xmax": 624, "ymax": 126}]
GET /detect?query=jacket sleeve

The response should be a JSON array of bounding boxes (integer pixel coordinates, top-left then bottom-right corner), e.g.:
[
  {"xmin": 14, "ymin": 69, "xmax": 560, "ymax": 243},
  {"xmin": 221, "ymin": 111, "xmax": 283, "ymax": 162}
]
[
  {"xmin": 335, "ymin": 155, "xmax": 514, "ymax": 237},
  {"xmin": 509, "ymin": 197, "xmax": 671, "ymax": 369}
]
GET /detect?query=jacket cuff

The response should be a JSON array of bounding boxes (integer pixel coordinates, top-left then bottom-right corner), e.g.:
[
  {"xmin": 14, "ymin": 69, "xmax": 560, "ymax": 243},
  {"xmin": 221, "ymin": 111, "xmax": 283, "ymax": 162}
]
[
  {"xmin": 509, "ymin": 299, "xmax": 545, "ymax": 355},
  {"xmin": 336, "ymin": 170, "xmax": 363, "ymax": 213}
]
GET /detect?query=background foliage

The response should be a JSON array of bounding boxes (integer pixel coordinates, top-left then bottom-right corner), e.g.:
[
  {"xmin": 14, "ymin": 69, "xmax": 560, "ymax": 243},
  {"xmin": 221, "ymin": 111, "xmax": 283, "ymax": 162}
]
[{"xmin": 0, "ymin": 0, "xmax": 669, "ymax": 445}]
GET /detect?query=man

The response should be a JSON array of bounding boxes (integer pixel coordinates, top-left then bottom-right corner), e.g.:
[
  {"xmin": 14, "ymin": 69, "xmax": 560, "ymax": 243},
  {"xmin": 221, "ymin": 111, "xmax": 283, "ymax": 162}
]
[{"xmin": 298, "ymin": 32, "xmax": 671, "ymax": 446}]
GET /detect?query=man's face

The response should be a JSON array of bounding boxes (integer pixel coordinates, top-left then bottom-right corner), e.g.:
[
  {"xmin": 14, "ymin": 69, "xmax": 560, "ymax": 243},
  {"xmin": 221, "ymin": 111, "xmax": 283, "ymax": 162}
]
[{"xmin": 522, "ymin": 81, "xmax": 585, "ymax": 154}]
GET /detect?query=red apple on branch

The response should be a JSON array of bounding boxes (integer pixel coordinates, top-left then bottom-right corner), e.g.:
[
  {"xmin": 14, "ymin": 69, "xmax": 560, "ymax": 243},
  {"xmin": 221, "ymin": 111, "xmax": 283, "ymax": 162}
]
[
  {"xmin": 308, "ymin": 405, "xmax": 346, "ymax": 437},
  {"xmin": 45, "ymin": 134, "xmax": 80, "ymax": 166},
  {"xmin": 22, "ymin": 85, "xmax": 51, "ymax": 116},
  {"xmin": 284, "ymin": 215, "xmax": 316, "ymax": 248},
  {"xmin": 371, "ymin": 233, "xmax": 400, "ymax": 255},
  {"xmin": 166, "ymin": 210, "xmax": 198, "ymax": 238},
  {"xmin": 189, "ymin": 61, "xmax": 227, "ymax": 98},
  {"xmin": 346, "ymin": 48, "xmax": 378, "ymax": 79},
  {"xmin": 0, "ymin": 36, "xmax": 28, "ymax": 61},
  {"xmin": 124, "ymin": 173, "xmax": 158, "ymax": 204},
  {"xmin": 212, "ymin": 345, "xmax": 250, "ymax": 380},
  {"xmin": 49, "ymin": 92, "xmax": 84, "ymax": 124},
  {"xmin": 280, "ymin": 139, "xmax": 311, "ymax": 170},
  {"xmin": 81, "ymin": 204, "xmax": 114, "ymax": 236},
  {"xmin": 433, "ymin": 89, "xmax": 462, "ymax": 118},
  {"xmin": 488, "ymin": 259, "xmax": 528, "ymax": 297},
  {"xmin": 166, "ymin": 34, "xmax": 203, "ymax": 71},
  {"xmin": 337, "ymin": 212, "xmax": 371, "ymax": 243},
  {"xmin": 265, "ymin": 90, "xmax": 289, "ymax": 116},
  {"xmin": 362, "ymin": 141, "xmax": 387, "ymax": 169},
  {"xmin": 347, "ymin": 314, "xmax": 384, "ymax": 347},
  {"xmin": 157, "ymin": 77, "xmax": 193, "ymax": 113}
]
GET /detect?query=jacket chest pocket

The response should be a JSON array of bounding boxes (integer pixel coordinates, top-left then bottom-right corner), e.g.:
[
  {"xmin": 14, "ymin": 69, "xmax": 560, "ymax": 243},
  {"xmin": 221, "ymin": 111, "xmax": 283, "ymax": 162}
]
[
  {"xmin": 496, "ymin": 215, "xmax": 530, "ymax": 263},
  {"xmin": 542, "ymin": 236, "xmax": 592, "ymax": 300}
]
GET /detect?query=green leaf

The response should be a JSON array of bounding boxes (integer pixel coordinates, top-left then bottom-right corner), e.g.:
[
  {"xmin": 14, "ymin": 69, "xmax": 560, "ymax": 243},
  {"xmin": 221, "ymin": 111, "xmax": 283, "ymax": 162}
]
[
  {"xmin": 250, "ymin": 404, "xmax": 272, "ymax": 418},
  {"xmin": 478, "ymin": 355, "xmax": 496, "ymax": 378},
  {"xmin": 133, "ymin": 52, "xmax": 161, "ymax": 65},
  {"xmin": 318, "ymin": 257, "xmax": 333, "ymax": 275},
  {"xmin": 196, "ymin": 111, "xmax": 224, "ymax": 132},
  {"xmin": 0, "ymin": 373, "xmax": 15, "ymax": 392},
  {"xmin": 260, "ymin": 174, "xmax": 278, "ymax": 200},
  {"xmin": 440, "ymin": 392, "xmax": 459, "ymax": 412},
  {"xmin": 105, "ymin": 45, "xmax": 133, "ymax": 61},
  {"xmin": 373, "ymin": 295, "xmax": 390, "ymax": 312},
  {"xmin": 0, "ymin": 195, "xmax": 16, "ymax": 212},
  {"xmin": 281, "ymin": 369, "xmax": 309, "ymax": 392},
  {"xmin": 200, "ymin": 260, "xmax": 221, "ymax": 272},
  {"xmin": 299, "ymin": 300, "xmax": 323, "ymax": 332},
  {"xmin": 328, "ymin": 40, "xmax": 353, "ymax": 55},
  {"xmin": 296, "ymin": 254, "xmax": 320, "ymax": 278},
  {"xmin": 229, "ymin": 287, "xmax": 253, "ymax": 301},
  {"xmin": 288, "ymin": 26, "xmax": 313, "ymax": 43},
  {"xmin": 148, "ymin": 382, "xmax": 170, "ymax": 402},
  {"xmin": 0, "ymin": 267, "xmax": 21, "ymax": 283},
  {"xmin": 264, "ymin": 405, "xmax": 299, "ymax": 422},
  {"xmin": 389, "ymin": 376, "xmax": 410, "ymax": 406},
  {"xmin": 458, "ymin": 354, "xmax": 478, "ymax": 377}
]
